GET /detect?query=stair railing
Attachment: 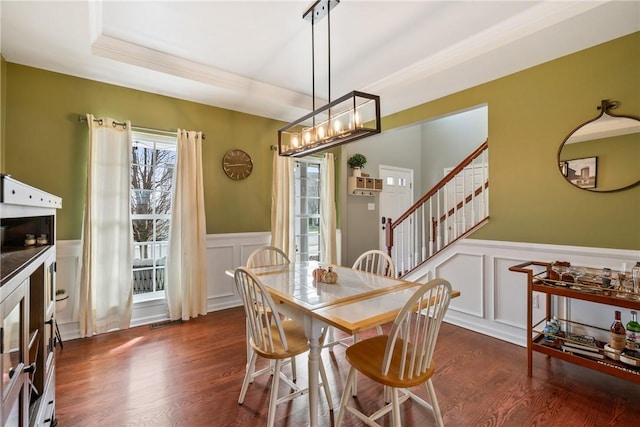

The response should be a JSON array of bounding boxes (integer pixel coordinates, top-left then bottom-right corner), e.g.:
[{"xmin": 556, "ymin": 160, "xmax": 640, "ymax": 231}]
[{"xmin": 385, "ymin": 140, "xmax": 489, "ymax": 277}]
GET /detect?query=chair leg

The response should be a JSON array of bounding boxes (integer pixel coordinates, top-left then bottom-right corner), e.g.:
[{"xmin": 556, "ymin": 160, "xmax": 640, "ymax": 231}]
[
  {"xmin": 426, "ymin": 379, "xmax": 444, "ymax": 427},
  {"xmin": 335, "ymin": 366, "xmax": 356, "ymax": 427},
  {"xmin": 391, "ymin": 388, "xmax": 401, "ymax": 427},
  {"xmin": 238, "ymin": 351, "xmax": 258, "ymax": 404},
  {"xmin": 327, "ymin": 326, "xmax": 337, "ymax": 352},
  {"xmin": 318, "ymin": 356, "xmax": 333, "ymax": 411},
  {"xmin": 267, "ymin": 359, "xmax": 283, "ymax": 427},
  {"xmin": 351, "ymin": 333, "xmax": 359, "ymax": 396},
  {"xmin": 290, "ymin": 356, "xmax": 297, "ymax": 382}
]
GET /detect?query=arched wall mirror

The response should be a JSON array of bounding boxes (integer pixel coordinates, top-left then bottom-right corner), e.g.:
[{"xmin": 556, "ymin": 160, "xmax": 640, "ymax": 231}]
[{"xmin": 558, "ymin": 99, "xmax": 640, "ymax": 192}]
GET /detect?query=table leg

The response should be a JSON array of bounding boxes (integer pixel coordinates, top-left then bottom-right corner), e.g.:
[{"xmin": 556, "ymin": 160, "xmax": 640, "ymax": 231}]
[{"xmin": 308, "ymin": 335, "xmax": 321, "ymax": 427}]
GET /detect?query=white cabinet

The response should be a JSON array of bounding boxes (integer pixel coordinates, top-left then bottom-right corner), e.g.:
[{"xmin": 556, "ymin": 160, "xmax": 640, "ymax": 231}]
[
  {"xmin": 1, "ymin": 175, "xmax": 61, "ymax": 426},
  {"xmin": 1, "ymin": 278, "xmax": 30, "ymax": 427},
  {"xmin": 347, "ymin": 176, "xmax": 383, "ymax": 196}
]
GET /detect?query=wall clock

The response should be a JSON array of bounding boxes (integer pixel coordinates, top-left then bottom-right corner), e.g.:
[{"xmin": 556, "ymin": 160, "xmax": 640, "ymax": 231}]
[{"xmin": 222, "ymin": 149, "xmax": 253, "ymax": 181}]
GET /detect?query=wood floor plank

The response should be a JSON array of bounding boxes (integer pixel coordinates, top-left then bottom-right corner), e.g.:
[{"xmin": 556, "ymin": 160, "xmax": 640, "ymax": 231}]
[{"xmin": 55, "ymin": 307, "xmax": 640, "ymax": 426}]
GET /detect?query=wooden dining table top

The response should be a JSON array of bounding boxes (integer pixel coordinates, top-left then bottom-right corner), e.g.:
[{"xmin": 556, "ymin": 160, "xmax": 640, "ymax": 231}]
[{"xmin": 228, "ymin": 261, "xmax": 460, "ymax": 335}]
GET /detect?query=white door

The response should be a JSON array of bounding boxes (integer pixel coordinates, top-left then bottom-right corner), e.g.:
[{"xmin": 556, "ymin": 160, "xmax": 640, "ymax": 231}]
[{"xmin": 379, "ymin": 165, "xmax": 414, "ymax": 274}]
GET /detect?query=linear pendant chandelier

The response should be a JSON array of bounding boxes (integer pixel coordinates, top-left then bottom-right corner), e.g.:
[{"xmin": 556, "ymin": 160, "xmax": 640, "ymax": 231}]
[{"xmin": 278, "ymin": 0, "xmax": 381, "ymax": 157}]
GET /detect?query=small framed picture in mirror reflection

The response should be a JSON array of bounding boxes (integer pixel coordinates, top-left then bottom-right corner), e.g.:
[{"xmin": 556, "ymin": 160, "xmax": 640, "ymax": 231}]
[{"xmin": 566, "ymin": 156, "xmax": 597, "ymax": 189}]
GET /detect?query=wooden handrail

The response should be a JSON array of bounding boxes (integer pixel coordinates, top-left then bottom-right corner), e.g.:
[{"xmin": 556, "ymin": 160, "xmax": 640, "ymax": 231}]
[
  {"xmin": 391, "ymin": 139, "xmax": 488, "ymax": 228},
  {"xmin": 385, "ymin": 139, "xmax": 489, "ymax": 275}
]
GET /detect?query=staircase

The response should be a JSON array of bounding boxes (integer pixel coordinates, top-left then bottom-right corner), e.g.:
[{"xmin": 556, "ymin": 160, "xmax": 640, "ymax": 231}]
[{"xmin": 384, "ymin": 140, "xmax": 489, "ymax": 277}]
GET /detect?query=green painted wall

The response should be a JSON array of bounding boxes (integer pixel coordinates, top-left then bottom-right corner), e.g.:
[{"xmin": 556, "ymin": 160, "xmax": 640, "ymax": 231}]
[
  {"xmin": 1, "ymin": 55, "xmax": 5, "ymax": 171},
  {"xmin": 4, "ymin": 32, "xmax": 639, "ymax": 249},
  {"xmin": 383, "ymin": 32, "xmax": 639, "ymax": 250},
  {"xmin": 4, "ymin": 65, "xmax": 282, "ymax": 239}
]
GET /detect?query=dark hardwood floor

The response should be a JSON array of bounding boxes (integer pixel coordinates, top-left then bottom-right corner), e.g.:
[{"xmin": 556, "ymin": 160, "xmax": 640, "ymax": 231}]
[{"xmin": 55, "ymin": 307, "xmax": 640, "ymax": 426}]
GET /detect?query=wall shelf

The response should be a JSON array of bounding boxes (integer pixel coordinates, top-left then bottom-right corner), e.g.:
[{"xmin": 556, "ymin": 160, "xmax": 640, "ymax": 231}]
[{"xmin": 348, "ymin": 176, "xmax": 383, "ymax": 196}]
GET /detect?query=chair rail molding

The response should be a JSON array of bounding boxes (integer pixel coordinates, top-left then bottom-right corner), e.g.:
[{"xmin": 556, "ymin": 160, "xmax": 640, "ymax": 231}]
[{"xmin": 55, "ymin": 235, "xmax": 638, "ymax": 345}]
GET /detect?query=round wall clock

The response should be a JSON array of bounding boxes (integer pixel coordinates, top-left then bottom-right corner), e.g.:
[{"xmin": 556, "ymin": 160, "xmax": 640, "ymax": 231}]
[{"xmin": 222, "ymin": 149, "xmax": 253, "ymax": 181}]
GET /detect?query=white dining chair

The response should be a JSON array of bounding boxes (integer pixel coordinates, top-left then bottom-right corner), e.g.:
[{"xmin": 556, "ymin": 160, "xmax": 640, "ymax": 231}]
[
  {"xmin": 234, "ymin": 267, "xmax": 333, "ymax": 427},
  {"xmin": 335, "ymin": 278, "xmax": 452, "ymax": 427},
  {"xmin": 324, "ymin": 250, "xmax": 396, "ymax": 352},
  {"xmin": 247, "ymin": 245, "xmax": 290, "ymax": 269},
  {"xmin": 245, "ymin": 246, "xmax": 297, "ymax": 381}
]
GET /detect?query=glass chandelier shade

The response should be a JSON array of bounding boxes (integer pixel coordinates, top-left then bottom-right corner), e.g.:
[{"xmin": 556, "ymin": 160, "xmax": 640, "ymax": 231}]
[{"xmin": 278, "ymin": 91, "xmax": 380, "ymax": 157}]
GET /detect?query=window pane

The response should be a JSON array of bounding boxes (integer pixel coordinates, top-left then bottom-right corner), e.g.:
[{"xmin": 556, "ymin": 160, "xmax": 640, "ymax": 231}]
[
  {"xmin": 154, "ymin": 190, "xmax": 172, "ymax": 214},
  {"xmin": 131, "ymin": 189, "xmax": 152, "ymax": 214},
  {"xmin": 155, "ymin": 219, "xmax": 170, "ymax": 241},
  {"xmin": 131, "ymin": 132, "xmax": 176, "ymax": 299},
  {"xmin": 294, "ymin": 159, "xmax": 322, "ymax": 263},
  {"xmin": 132, "ymin": 219, "xmax": 153, "ymax": 242}
]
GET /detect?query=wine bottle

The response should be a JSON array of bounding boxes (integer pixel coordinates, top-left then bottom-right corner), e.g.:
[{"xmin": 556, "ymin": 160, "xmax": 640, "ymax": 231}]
[
  {"xmin": 610, "ymin": 310, "xmax": 626, "ymax": 351},
  {"xmin": 626, "ymin": 310, "xmax": 640, "ymax": 350}
]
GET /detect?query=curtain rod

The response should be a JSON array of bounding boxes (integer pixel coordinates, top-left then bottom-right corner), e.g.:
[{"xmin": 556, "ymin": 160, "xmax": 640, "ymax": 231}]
[{"xmin": 77, "ymin": 115, "xmax": 205, "ymax": 140}]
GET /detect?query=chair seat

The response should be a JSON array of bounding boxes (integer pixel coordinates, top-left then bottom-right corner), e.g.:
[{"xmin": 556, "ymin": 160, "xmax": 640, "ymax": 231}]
[
  {"xmin": 251, "ymin": 319, "xmax": 309, "ymax": 360},
  {"xmin": 346, "ymin": 335, "xmax": 435, "ymax": 389}
]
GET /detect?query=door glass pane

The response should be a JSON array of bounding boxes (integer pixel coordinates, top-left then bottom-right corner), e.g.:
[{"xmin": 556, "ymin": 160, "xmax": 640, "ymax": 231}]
[{"xmin": 2, "ymin": 301, "xmax": 22, "ymax": 397}]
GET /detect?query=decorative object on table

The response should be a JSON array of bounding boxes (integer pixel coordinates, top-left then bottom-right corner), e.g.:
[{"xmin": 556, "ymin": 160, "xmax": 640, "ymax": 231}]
[
  {"xmin": 277, "ymin": 1, "xmax": 381, "ymax": 158},
  {"xmin": 632, "ymin": 262, "xmax": 640, "ymax": 297},
  {"xmin": 626, "ymin": 310, "xmax": 640, "ymax": 350},
  {"xmin": 616, "ymin": 271, "xmax": 631, "ymax": 298},
  {"xmin": 347, "ymin": 153, "xmax": 367, "ymax": 177},
  {"xmin": 222, "ymin": 149, "xmax": 253, "ymax": 180},
  {"xmin": 604, "ymin": 344, "xmax": 622, "ymax": 361},
  {"xmin": 562, "ymin": 334, "xmax": 606, "ymax": 360},
  {"xmin": 543, "ymin": 317, "xmax": 561, "ymax": 342},
  {"xmin": 55, "ymin": 289, "xmax": 69, "ymax": 312},
  {"xmin": 25, "ymin": 233, "xmax": 36, "ymax": 246},
  {"xmin": 602, "ymin": 267, "xmax": 613, "ymax": 287},
  {"xmin": 620, "ymin": 349, "xmax": 640, "ymax": 367},
  {"xmin": 322, "ymin": 266, "xmax": 338, "ymax": 284},
  {"xmin": 610, "ymin": 310, "xmax": 627, "ymax": 351},
  {"xmin": 313, "ymin": 266, "xmax": 327, "ymax": 283},
  {"xmin": 549, "ymin": 261, "xmax": 570, "ymax": 281}
]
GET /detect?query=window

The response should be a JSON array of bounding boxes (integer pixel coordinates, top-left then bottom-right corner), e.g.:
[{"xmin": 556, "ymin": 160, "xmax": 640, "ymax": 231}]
[
  {"xmin": 130, "ymin": 132, "xmax": 177, "ymax": 300},
  {"xmin": 294, "ymin": 159, "xmax": 321, "ymax": 262}
]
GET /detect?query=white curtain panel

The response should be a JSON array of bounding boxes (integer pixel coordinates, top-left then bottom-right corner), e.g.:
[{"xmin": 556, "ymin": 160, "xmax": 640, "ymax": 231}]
[
  {"xmin": 320, "ymin": 153, "xmax": 337, "ymax": 265},
  {"xmin": 79, "ymin": 114, "xmax": 133, "ymax": 337},
  {"xmin": 270, "ymin": 150, "xmax": 295, "ymax": 259},
  {"xmin": 166, "ymin": 130, "xmax": 208, "ymax": 321}
]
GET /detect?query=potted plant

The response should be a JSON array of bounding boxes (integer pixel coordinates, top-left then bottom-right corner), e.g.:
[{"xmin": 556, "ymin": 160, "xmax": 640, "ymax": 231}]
[
  {"xmin": 347, "ymin": 153, "xmax": 367, "ymax": 177},
  {"xmin": 55, "ymin": 288, "xmax": 69, "ymax": 312}
]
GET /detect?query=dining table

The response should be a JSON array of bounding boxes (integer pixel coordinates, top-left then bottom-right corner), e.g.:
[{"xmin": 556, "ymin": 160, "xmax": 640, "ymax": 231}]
[{"xmin": 226, "ymin": 261, "xmax": 460, "ymax": 427}]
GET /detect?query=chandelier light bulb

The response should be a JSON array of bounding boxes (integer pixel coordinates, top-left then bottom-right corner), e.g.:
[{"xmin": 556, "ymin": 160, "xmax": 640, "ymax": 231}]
[{"xmin": 333, "ymin": 118, "xmax": 342, "ymax": 134}]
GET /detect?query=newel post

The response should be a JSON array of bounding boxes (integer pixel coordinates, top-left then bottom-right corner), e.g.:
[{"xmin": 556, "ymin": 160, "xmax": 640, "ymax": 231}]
[{"xmin": 385, "ymin": 217, "xmax": 394, "ymax": 256}]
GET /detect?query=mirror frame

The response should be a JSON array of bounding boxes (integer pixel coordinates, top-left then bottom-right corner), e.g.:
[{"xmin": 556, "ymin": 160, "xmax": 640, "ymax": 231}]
[{"xmin": 558, "ymin": 99, "xmax": 640, "ymax": 193}]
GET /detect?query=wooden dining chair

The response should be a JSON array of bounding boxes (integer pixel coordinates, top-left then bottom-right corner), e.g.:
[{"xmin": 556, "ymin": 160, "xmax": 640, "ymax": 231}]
[
  {"xmin": 246, "ymin": 246, "xmax": 297, "ymax": 380},
  {"xmin": 247, "ymin": 245, "xmax": 290, "ymax": 268},
  {"xmin": 335, "ymin": 278, "xmax": 452, "ymax": 427},
  {"xmin": 352, "ymin": 249, "xmax": 397, "ymax": 278},
  {"xmin": 234, "ymin": 267, "xmax": 333, "ymax": 427},
  {"xmin": 325, "ymin": 249, "xmax": 397, "ymax": 352}
]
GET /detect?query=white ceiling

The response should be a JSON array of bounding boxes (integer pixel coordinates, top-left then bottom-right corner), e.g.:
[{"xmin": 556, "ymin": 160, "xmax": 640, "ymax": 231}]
[{"xmin": 2, "ymin": 1, "xmax": 638, "ymax": 123}]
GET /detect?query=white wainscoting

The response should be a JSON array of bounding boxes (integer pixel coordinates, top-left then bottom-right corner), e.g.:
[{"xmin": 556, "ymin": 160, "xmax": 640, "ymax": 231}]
[
  {"xmin": 56, "ymin": 236, "xmax": 639, "ymax": 347},
  {"xmin": 56, "ymin": 232, "xmax": 272, "ymax": 340}
]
